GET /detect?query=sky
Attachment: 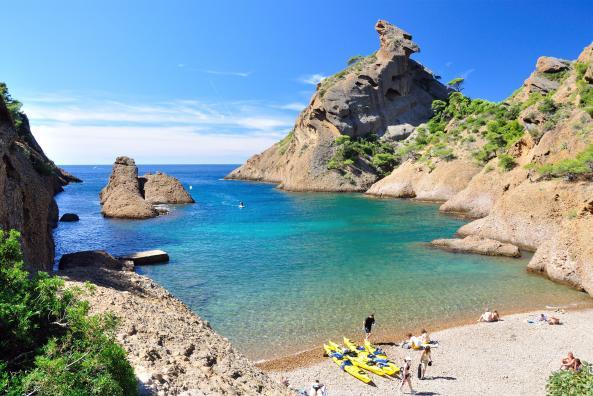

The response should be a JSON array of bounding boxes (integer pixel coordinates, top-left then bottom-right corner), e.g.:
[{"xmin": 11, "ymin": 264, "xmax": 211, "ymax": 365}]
[{"xmin": 1, "ymin": 0, "xmax": 592, "ymax": 164}]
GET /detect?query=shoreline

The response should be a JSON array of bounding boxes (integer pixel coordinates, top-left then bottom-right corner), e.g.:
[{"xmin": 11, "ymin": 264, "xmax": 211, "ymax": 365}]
[
  {"xmin": 257, "ymin": 302, "xmax": 593, "ymax": 372},
  {"xmin": 268, "ymin": 307, "xmax": 593, "ymax": 395}
]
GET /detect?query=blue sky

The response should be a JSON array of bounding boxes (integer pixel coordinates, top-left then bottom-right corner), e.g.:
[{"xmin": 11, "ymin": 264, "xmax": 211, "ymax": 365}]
[{"xmin": 2, "ymin": 0, "xmax": 592, "ymax": 164}]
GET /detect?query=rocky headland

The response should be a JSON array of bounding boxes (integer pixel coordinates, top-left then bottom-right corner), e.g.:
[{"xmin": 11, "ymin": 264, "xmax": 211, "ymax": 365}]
[
  {"xmin": 100, "ymin": 156, "xmax": 194, "ymax": 219},
  {"xmin": 226, "ymin": 20, "xmax": 449, "ymax": 191}
]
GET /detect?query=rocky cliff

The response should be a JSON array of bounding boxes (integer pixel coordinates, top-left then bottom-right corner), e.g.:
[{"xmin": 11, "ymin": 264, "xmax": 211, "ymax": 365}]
[
  {"xmin": 0, "ymin": 89, "xmax": 79, "ymax": 272},
  {"xmin": 369, "ymin": 42, "xmax": 593, "ymax": 296},
  {"xmin": 100, "ymin": 156, "xmax": 194, "ymax": 219},
  {"xmin": 226, "ymin": 20, "xmax": 448, "ymax": 191}
]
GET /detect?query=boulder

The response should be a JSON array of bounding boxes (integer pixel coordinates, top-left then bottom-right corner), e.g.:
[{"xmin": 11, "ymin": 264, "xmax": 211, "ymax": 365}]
[
  {"xmin": 382, "ymin": 124, "xmax": 415, "ymax": 142},
  {"xmin": 536, "ymin": 56, "xmax": 570, "ymax": 74},
  {"xmin": 59, "ymin": 213, "xmax": 79, "ymax": 222},
  {"xmin": 119, "ymin": 249, "xmax": 169, "ymax": 265},
  {"xmin": 585, "ymin": 65, "xmax": 593, "ymax": 84},
  {"xmin": 140, "ymin": 172, "xmax": 194, "ymax": 204},
  {"xmin": 100, "ymin": 157, "xmax": 158, "ymax": 219},
  {"xmin": 58, "ymin": 250, "xmax": 124, "ymax": 270},
  {"xmin": 430, "ymin": 235, "xmax": 521, "ymax": 258}
]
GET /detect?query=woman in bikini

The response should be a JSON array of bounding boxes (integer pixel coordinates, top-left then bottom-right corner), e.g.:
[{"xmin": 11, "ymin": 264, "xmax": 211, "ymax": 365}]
[{"xmin": 399, "ymin": 356, "xmax": 414, "ymax": 394}]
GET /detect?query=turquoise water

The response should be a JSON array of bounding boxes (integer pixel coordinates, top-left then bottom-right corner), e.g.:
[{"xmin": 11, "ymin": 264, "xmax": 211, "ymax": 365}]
[{"xmin": 55, "ymin": 165, "xmax": 592, "ymax": 360}]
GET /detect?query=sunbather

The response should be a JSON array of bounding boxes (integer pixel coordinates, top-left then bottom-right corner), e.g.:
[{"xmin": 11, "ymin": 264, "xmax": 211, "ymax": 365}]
[{"xmin": 561, "ymin": 352, "xmax": 576, "ymax": 370}]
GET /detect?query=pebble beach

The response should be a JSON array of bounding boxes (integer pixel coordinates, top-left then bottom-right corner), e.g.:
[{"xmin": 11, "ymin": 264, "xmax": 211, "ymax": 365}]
[{"xmin": 267, "ymin": 309, "xmax": 593, "ymax": 395}]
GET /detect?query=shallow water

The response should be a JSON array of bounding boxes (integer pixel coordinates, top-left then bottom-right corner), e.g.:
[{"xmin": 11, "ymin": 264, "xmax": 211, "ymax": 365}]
[{"xmin": 55, "ymin": 164, "xmax": 592, "ymax": 360}]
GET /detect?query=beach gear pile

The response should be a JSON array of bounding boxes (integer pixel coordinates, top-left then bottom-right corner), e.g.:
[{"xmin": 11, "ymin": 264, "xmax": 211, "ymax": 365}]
[{"xmin": 323, "ymin": 338, "xmax": 400, "ymax": 384}]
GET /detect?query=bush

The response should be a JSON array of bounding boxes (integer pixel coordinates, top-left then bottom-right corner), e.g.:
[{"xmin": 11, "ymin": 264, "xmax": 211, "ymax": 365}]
[
  {"xmin": 498, "ymin": 153, "xmax": 516, "ymax": 171},
  {"xmin": 327, "ymin": 134, "xmax": 398, "ymax": 175},
  {"xmin": 535, "ymin": 144, "xmax": 593, "ymax": 178},
  {"xmin": 0, "ymin": 230, "xmax": 137, "ymax": 395},
  {"xmin": 547, "ymin": 362, "xmax": 593, "ymax": 395}
]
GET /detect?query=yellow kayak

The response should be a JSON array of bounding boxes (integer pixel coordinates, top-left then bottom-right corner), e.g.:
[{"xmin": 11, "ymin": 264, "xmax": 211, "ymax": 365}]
[
  {"xmin": 349, "ymin": 339, "xmax": 400, "ymax": 376},
  {"xmin": 323, "ymin": 344, "xmax": 372, "ymax": 384},
  {"xmin": 330, "ymin": 339, "xmax": 385, "ymax": 377}
]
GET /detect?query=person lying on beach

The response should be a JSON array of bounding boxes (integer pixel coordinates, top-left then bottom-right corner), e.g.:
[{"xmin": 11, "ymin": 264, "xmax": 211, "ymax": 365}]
[
  {"xmin": 561, "ymin": 352, "xmax": 576, "ymax": 370},
  {"xmin": 478, "ymin": 309, "xmax": 500, "ymax": 322},
  {"xmin": 548, "ymin": 316, "xmax": 561, "ymax": 325},
  {"xmin": 538, "ymin": 313, "xmax": 548, "ymax": 322},
  {"xmin": 402, "ymin": 333, "xmax": 414, "ymax": 349},
  {"xmin": 310, "ymin": 379, "xmax": 326, "ymax": 396},
  {"xmin": 575, "ymin": 358, "xmax": 582, "ymax": 372}
]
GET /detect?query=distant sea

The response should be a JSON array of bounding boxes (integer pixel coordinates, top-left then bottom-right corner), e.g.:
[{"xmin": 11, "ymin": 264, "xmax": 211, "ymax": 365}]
[{"xmin": 55, "ymin": 164, "xmax": 593, "ymax": 360}]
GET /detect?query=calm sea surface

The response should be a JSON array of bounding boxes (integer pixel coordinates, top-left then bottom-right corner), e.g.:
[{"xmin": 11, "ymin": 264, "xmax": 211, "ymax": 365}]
[{"xmin": 54, "ymin": 164, "xmax": 592, "ymax": 360}]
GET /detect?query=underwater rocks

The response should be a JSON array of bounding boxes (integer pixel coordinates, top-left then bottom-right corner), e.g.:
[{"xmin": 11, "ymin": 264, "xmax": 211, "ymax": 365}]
[{"xmin": 431, "ymin": 235, "xmax": 521, "ymax": 258}]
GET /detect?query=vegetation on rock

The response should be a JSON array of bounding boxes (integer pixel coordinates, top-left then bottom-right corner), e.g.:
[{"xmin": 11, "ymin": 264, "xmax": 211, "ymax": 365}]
[
  {"xmin": 546, "ymin": 362, "xmax": 593, "ymax": 395},
  {"xmin": 533, "ymin": 143, "xmax": 593, "ymax": 179},
  {"xmin": 319, "ymin": 52, "xmax": 378, "ymax": 97},
  {"xmin": 0, "ymin": 230, "xmax": 137, "ymax": 395},
  {"xmin": 327, "ymin": 134, "xmax": 397, "ymax": 176}
]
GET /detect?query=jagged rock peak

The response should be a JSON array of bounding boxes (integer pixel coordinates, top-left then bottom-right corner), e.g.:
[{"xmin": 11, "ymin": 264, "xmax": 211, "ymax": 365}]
[
  {"xmin": 375, "ymin": 20, "xmax": 419, "ymax": 57},
  {"xmin": 114, "ymin": 155, "xmax": 136, "ymax": 166}
]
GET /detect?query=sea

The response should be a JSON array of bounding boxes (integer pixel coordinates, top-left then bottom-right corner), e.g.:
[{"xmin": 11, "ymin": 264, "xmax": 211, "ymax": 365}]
[{"xmin": 54, "ymin": 164, "xmax": 593, "ymax": 360}]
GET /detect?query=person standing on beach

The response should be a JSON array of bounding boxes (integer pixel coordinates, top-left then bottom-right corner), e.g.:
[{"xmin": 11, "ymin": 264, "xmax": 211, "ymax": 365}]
[
  {"xmin": 419, "ymin": 346, "xmax": 432, "ymax": 379},
  {"xmin": 399, "ymin": 356, "xmax": 414, "ymax": 394},
  {"xmin": 363, "ymin": 313, "xmax": 375, "ymax": 340}
]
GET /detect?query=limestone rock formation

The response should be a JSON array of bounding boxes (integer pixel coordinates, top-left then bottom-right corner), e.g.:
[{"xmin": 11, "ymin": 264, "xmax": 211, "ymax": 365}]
[
  {"xmin": 100, "ymin": 156, "xmax": 158, "ymax": 219},
  {"xmin": 58, "ymin": 250, "xmax": 125, "ymax": 271},
  {"xmin": 140, "ymin": 172, "xmax": 194, "ymax": 204},
  {"xmin": 431, "ymin": 235, "xmax": 521, "ymax": 258},
  {"xmin": 227, "ymin": 20, "xmax": 448, "ymax": 191},
  {"xmin": 60, "ymin": 268, "xmax": 290, "ymax": 395},
  {"xmin": 516, "ymin": 56, "xmax": 571, "ymax": 101},
  {"xmin": 0, "ymin": 97, "xmax": 79, "ymax": 272},
  {"xmin": 100, "ymin": 157, "xmax": 194, "ymax": 219}
]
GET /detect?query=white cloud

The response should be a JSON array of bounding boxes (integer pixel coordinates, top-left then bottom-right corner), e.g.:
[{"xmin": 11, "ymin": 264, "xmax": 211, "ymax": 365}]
[
  {"xmin": 299, "ymin": 73, "xmax": 326, "ymax": 85},
  {"xmin": 203, "ymin": 70, "xmax": 252, "ymax": 77},
  {"xmin": 274, "ymin": 102, "xmax": 306, "ymax": 111},
  {"xmin": 460, "ymin": 68, "xmax": 476, "ymax": 79},
  {"xmin": 22, "ymin": 95, "xmax": 296, "ymax": 164}
]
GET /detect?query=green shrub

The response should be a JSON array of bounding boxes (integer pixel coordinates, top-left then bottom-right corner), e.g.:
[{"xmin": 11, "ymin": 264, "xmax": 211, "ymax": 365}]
[
  {"xmin": 0, "ymin": 82, "xmax": 24, "ymax": 130},
  {"xmin": 498, "ymin": 153, "xmax": 516, "ymax": 171},
  {"xmin": 277, "ymin": 130, "xmax": 294, "ymax": 155},
  {"xmin": 575, "ymin": 62, "xmax": 589, "ymax": 80},
  {"xmin": 0, "ymin": 230, "xmax": 137, "ymax": 395},
  {"xmin": 538, "ymin": 95, "xmax": 557, "ymax": 114},
  {"xmin": 327, "ymin": 133, "xmax": 398, "ymax": 175},
  {"xmin": 535, "ymin": 144, "xmax": 593, "ymax": 178},
  {"xmin": 547, "ymin": 362, "xmax": 593, "ymax": 395},
  {"xmin": 347, "ymin": 55, "xmax": 364, "ymax": 66}
]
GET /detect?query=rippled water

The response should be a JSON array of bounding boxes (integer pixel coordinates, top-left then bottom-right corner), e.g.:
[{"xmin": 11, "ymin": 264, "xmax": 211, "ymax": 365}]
[{"xmin": 54, "ymin": 164, "xmax": 592, "ymax": 360}]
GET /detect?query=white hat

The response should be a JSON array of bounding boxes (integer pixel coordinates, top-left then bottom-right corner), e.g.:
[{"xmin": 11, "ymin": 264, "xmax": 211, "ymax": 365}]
[{"xmin": 405, "ymin": 356, "xmax": 412, "ymax": 361}]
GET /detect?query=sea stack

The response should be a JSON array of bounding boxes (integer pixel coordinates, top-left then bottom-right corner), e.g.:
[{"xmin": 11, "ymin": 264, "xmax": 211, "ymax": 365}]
[
  {"xmin": 100, "ymin": 156, "xmax": 194, "ymax": 219},
  {"xmin": 226, "ymin": 20, "xmax": 449, "ymax": 191}
]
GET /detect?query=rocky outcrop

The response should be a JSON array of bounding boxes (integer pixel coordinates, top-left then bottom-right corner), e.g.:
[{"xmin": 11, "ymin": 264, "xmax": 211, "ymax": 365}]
[
  {"xmin": 100, "ymin": 157, "xmax": 158, "ymax": 219},
  {"xmin": 140, "ymin": 172, "xmax": 194, "ymax": 204},
  {"xmin": 0, "ymin": 96, "xmax": 79, "ymax": 272},
  {"xmin": 431, "ymin": 235, "xmax": 521, "ymax": 258},
  {"xmin": 58, "ymin": 250, "xmax": 127, "ymax": 271},
  {"xmin": 227, "ymin": 20, "xmax": 448, "ymax": 191},
  {"xmin": 59, "ymin": 213, "xmax": 79, "ymax": 222},
  {"xmin": 367, "ymin": 159, "xmax": 481, "ymax": 201},
  {"xmin": 61, "ymin": 268, "xmax": 290, "ymax": 395},
  {"xmin": 100, "ymin": 157, "xmax": 193, "ymax": 219}
]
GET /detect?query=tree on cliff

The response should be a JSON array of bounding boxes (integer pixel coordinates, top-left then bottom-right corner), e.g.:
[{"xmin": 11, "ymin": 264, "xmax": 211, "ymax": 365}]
[
  {"xmin": 0, "ymin": 229, "xmax": 137, "ymax": 395},
  {"xmin": 0, "ymin": 82, "xmax": 24, "ymax": 130},
  {"xmin": 447, "ymin": 77, "xmax": 465, "ymax": 92}
]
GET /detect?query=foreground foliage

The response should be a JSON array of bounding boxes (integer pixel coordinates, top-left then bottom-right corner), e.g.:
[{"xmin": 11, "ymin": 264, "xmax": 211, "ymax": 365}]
[
  {"xmin": 547, "ymin": 362, "xmax": 593, "ymax": 396},
  {"xmin": 0, "ymin": 230, "xmax": 137, "ymax": 395}
]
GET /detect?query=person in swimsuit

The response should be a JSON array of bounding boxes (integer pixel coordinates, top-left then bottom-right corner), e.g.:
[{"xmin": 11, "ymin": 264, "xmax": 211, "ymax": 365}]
[
  {"xmin": 561, "ymin": 352, "xmax": 576, "ymax": 370},
  {"xmin": 398, "ymin": 356, "xmax": 414, "ymax": 394},
  {"xmin": 420, "ymin": 346, "xmax": 432, "ymax": 379},
  {"xmin": 310, "ymin": 379, "xmax": 326, "ymax": 396},
  {"xmin": 363, "ymin": 313, "xmax": 375, "ymax": 340}
]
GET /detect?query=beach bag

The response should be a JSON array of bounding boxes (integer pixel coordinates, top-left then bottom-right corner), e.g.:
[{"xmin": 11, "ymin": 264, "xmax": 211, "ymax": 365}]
[{"xmin": 417, "ymin": 363, "xmax": 422, "ymax": 378}]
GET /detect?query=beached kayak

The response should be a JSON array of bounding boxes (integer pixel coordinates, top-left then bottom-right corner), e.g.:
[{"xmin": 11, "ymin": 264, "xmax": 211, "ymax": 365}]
[
  {"xmin": 323, "ymin": 344, "xmax": 372, "ymax": 384},
  {"xmin": 328, "ymin": 340, "xmax": 386, "ymax": 377},
  {"xmin": 343, "ymin": 338, "xmax": 400, "ymax": 376}
]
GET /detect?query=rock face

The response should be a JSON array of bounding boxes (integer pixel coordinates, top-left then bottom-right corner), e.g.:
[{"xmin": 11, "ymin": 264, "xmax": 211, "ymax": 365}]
[
  {"xmin": 226, "ymin": 20, "xmax": 448, "ymax": 191},
  {"xmin": 431, "ymin": 236, "xmax": 521, "ymax": 258},
  {"xmin": 140, "ymin": 172, "xmax": 194, "ymax": 204},
  {"xmin": 100, "ymin": 157, "xmax": 158, "ymax": 219},
  {"xmin": 61, "ymin": 268, "xmax": 290, "ymax": 395},
  {"xmin": 58, "ymin": 250, "xmax": 125, "ymax": 271},
  {"xmin": 0, "ymin": 98, "xmax": 78, "ymax": 272},
  {"xmin": 100, "ymin": 157, "xmax": 193, "ymax": 219}
]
